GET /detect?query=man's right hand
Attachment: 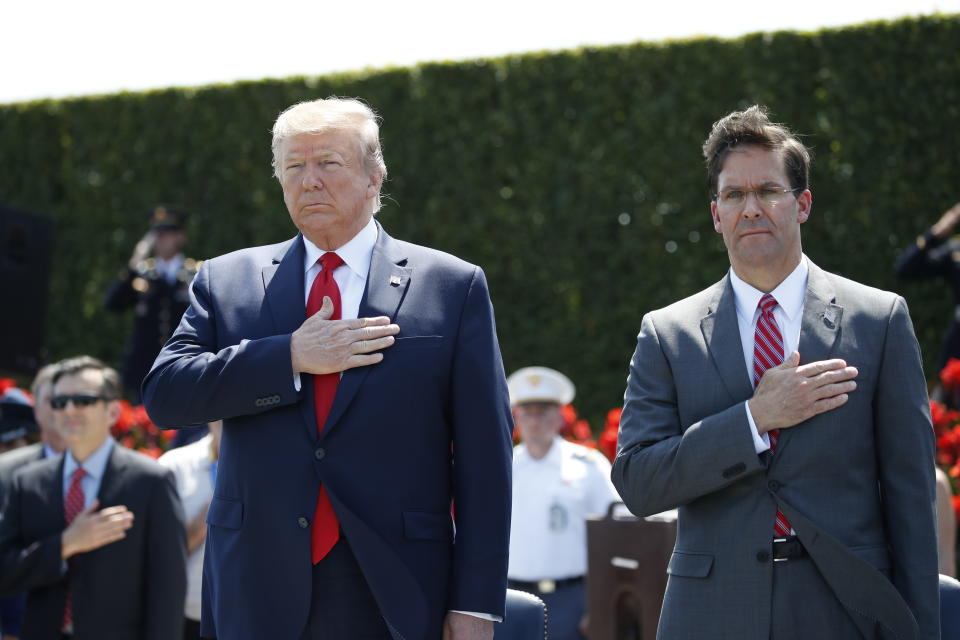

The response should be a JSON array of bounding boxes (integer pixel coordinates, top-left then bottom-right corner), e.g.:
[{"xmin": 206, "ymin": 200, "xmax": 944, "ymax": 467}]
[
  {"xmin": 931, "ymin": 202, "xmax": 960, "ymax": 239},
  {"xmin": 748, "ymin": 351, "xmax": 858, "ymax": 433},
  {"xmin": 127, "ymin": 231, "xmax": 155, "ymax": 269},
  {"xmin": 61, "ymin": 500, "xmax": 134, "ymax": 560},
  {"xmin": 290, "ymin": 296, "xmax": 400, "ymax": 375}
]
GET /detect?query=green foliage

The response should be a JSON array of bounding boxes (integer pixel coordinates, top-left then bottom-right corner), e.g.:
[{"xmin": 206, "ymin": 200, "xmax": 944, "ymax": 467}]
[{"xmin": 2, "ymin": 15, "xmax": 959, "ymax": 426}]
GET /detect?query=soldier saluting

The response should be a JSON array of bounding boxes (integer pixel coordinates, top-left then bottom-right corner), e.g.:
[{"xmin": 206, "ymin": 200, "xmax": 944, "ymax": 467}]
[{"xmin": 104, "ymin": 205, "xmax": 199, "ymax": 402}]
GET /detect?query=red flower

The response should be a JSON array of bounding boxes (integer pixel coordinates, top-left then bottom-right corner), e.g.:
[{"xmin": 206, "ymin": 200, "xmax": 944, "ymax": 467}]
[
  {"xmin": 953, "ymin": 495, "xmax": 960, "ymax": 522},
  {"xmin": 598, "ymin": 408, "xmax": 621, "ymax": 462},
  {"xmin": 942, "ymin": 358, "xmax": 960, "ymax": 393},
  {"xmin": 140, "ymin": 445, "xmax": 162, "ymax": 459}
]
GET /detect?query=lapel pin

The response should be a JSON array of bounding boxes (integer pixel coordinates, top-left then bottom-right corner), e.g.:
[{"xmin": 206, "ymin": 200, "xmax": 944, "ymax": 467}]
[
  {"xmin": 822, "ymin": 308, "xmax": 837, "ymax": 330},
  {"xmin": 389, "ymin": 275, "xmax": 403, "ymax": 286}
]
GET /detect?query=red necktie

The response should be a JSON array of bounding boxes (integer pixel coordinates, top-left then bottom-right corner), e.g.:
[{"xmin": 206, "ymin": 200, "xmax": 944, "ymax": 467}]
[
  {"xmin": 63, "ymin": 467, "xmax": 86, "ymax": 628},
  {"xmin": 753, "ymin": 294, "xmax": 792, "ymax": 538},
  {"xmin": 306, "ymin": 252, "xmax": 344, "ymax": 563}
]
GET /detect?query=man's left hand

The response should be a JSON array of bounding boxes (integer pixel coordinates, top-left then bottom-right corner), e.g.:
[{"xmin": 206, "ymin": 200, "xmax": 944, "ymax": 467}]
[{"xmin": 442, "ymin": 612, "xmax": 493, "ymax": 640}]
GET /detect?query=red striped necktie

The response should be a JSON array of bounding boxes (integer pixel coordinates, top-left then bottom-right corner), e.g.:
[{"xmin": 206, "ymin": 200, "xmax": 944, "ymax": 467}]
[
  {"xmin": 753, "ymin": 294, "xmax": 792, "ymax": 538},
  {"xmin": 63, "ymin": 467, "xmax": 86, "ymax": 628},
  {"xmin": 306, "ymin": 251, "xmax": 344, "ymax": 564}
]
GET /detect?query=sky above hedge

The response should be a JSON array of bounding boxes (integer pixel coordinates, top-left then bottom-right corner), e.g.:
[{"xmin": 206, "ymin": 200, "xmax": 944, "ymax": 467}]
[{"xmin": 3, "ymin": 0, "xmax": 953, "ymax": 104}]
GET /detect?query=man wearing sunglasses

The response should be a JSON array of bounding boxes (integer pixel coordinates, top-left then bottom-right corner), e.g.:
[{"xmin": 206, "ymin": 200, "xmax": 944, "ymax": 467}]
[
  {"xmin": 613, "ymin": 106, "xmax": 938, "ymax": 639},
  {"xmin": 0, "ymin": 356, "xmax": 187, "ymax": 640}
]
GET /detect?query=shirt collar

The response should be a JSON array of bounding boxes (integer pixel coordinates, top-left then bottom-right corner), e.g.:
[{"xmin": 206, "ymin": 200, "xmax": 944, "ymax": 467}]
[
  {"xmin": 729, "ymin": 255, "xmax": 808, "ymax": 324},
  {"xmin": 64, "ymin": 437, "xmax": 115, "ymax": 483},
  {"xmin": 302, "ymin": 217, "xmax": 378, "ymax": 281}
]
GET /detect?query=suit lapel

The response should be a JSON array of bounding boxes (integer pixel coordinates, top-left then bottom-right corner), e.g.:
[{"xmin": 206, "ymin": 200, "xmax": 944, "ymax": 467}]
[
  {"xmin": 777, "ymin": 259, "xmax": 843, "ymax": 456},
  {"xmin": 96, "ymin": 444, "xmax": 126, "ymax": 507},
  {"xmin": 701, "ymin": 276, "xmax": 753, "ymax": 403},
  {"xmin": 263, "ymin": 236, "xmax": 306, "ymax": 337},
  {"xmin": 262, "ymin": 236, "xmax": 319, "ymax": 443},
  {"xmin": 321, "ymin": 224, "xmax": 411, "ymax": 437},
  {"xmin": 50, "ymin": 457, "xmax": 66, "ymax": 529}
]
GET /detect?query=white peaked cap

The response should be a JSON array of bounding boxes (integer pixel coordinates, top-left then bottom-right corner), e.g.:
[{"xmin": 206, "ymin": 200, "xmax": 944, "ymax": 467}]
[{"xmin": 507, "ymin": 366, "xmax": 576, "ymax": 407}]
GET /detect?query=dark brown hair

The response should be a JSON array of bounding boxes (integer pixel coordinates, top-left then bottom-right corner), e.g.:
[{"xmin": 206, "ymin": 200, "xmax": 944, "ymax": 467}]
[
  {"xmin": 702, "ymin": 105, "xmax": 811, "ymax": 196},
  {"xmin": 53, "ymin": 356, "xmax": 122, "ymax": 400}
]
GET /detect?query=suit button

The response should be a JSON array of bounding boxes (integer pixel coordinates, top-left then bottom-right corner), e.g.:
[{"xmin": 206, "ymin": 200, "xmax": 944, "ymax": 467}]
[
  {"xmin": 298, "ymin": 517, "xmax": 309, "ymax": 529},
  {"xmin": 768, "ymin": 480, "xmax": 780, "ymax": 491},
  {"xmin": 255, "ymin": 398, "xmax": 263, "ymax": 407},
  {"xmin": 315, "ymin": 448, "xmax": 325, "ymax": 460},
  {"xmin": 757, "ymin": 550, "xmax": 770, "ymax": 563}
]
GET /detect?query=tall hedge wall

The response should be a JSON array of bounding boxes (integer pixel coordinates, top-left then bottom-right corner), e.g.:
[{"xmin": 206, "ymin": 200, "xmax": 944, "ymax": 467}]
[{"xmin": 2, "ymin": 15, "xmax": 959, "ymax": 427}]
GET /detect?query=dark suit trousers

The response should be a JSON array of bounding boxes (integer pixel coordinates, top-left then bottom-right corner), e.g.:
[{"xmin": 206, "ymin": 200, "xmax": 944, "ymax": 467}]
[
  {"xmin": 771, "ymin": 556, "xmax": 864, "ymax": 639},
  {"xmin": 299, "ymin": 537, "xmax": 392, "ymax": 640}
]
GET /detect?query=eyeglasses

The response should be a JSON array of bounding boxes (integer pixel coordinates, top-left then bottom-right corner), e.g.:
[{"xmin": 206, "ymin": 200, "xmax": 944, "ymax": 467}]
[
  {"xmin": 715, "ymin": 186, "xmax": 802, "ymax": 209},
  {"xmin": 50, "ymin": 394, "xmax": 109, "ymax": 410}
]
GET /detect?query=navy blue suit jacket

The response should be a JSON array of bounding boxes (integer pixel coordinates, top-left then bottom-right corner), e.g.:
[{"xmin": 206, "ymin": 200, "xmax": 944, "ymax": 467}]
[{"xmin": 143, "ymin": 224, "xmax": 513, "ymax": 640}]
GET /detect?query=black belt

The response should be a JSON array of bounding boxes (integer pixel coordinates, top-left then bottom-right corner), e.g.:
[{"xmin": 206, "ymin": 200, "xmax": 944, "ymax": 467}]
[
  {"xmin": 773, "ymin": 536, "xmax": 806, "ymax": 562},
  {"xmin": 508, "ymin": 575, "xmax": 583, "ymax": 594}
]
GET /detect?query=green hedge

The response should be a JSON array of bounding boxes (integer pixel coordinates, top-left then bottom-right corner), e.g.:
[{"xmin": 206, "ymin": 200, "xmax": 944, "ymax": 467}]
[{"xmin": 2, "ymin": 15, "xmax": 959, "ymax": 427}]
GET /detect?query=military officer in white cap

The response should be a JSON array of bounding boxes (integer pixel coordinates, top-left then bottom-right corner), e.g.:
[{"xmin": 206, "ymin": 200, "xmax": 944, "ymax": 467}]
[{"xmin": 506, "ymin": 366, "xmax": 621, "ymax": 640}]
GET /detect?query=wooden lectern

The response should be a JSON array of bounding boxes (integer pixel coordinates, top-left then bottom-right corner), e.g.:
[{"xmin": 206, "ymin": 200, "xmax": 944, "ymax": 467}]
[{"xmin": 585, "ymin": 503, "xmax": 677, "ymax": 639}]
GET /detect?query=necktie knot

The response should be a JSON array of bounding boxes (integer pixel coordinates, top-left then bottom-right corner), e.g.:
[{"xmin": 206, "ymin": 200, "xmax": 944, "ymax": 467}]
[
  {"xmin": 759, "ymin": 293, "xmax": 778, "ymax": 315},
  {"xmin": 71, "ymin": 467, "xmax": 86, "ymax": 485},
  {"xmin": 319, "ymin": 252, "xmax": 344, "ymax": 273}
]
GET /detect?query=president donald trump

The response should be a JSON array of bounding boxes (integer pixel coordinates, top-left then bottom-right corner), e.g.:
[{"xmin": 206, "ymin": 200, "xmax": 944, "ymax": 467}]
[{"xmin": 143, "ymin": 97, "xmax": 513, "ymax": 640}]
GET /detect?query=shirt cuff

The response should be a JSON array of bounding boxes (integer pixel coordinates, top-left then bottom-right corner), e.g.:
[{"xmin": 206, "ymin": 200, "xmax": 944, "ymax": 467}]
[
  {"xmin": 293, "ymin": 373, "xmax": 301, "ymax": 393},
  {"xmin": 450, "ymin": 610, "xmax": 502, "ymax": 623},
  {"xmin": 744, "ymin": 401, "xmax": 771, "ymax": 454}
]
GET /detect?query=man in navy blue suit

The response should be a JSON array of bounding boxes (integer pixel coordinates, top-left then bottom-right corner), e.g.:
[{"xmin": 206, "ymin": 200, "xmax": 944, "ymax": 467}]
[{"xmin": 143, "ymin": 97, "xmax": 513, "ymax": 640}]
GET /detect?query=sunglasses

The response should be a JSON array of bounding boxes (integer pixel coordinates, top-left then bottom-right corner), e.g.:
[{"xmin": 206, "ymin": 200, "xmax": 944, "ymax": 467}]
[{"xmin": 50, "ymin": 394, "xmax": 109, "ymax": 410}]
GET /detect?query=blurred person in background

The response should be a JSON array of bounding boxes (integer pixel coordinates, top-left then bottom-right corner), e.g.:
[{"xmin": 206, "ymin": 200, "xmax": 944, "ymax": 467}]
[
  {"xmin": 895, "ymin": 201, "xmax": 960, "ymax": 371},
  {"xmin": 506, "ymin": 366, "xmax": 620, "ymax": 640},
  {"xmin": 0, "ymin": 356, "xmax": 186, "ymax": 640},
  {"xmin": 0, "ymin": 364, "xmax": 66, "ymax": 640},
  {"xmin": 158, "ymin": 420, "xmax": 222, "ymax": 639},
  {"xmin": 0, "ymin": 389, "xmax": 38, "ymax": 456},
  {"xmin": 104, "ymin": 205, "xmax": 200, "ymax": 405}
]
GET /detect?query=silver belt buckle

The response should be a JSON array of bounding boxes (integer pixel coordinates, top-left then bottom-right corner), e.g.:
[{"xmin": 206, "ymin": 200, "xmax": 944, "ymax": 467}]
[
  {"xmin": 773, "ymin": 537, "xmax": 788, "ymax": 562},
  {"xmin": 537, "ymin": 579, "xmax": 556, "ymax": 594}
]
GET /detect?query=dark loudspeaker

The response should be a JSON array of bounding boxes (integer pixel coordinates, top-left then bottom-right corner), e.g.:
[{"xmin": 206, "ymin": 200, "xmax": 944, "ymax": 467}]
[{"xmin": 0, "ymin": 203, "xmax": 55, "ymax": 377}]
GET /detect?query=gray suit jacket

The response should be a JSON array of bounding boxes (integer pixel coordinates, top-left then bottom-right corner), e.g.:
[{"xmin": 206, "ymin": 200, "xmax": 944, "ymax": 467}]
[{"xmin": 612, "ymin": 260, "xmax": 939, "ymax": 640}]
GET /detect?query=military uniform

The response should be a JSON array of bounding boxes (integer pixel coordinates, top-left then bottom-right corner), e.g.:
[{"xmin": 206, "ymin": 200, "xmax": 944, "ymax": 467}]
[
  {"xmin": 104, "ymin": 255, "xmax": 199, "ymax": 402},
  {"xmin": 506, "ymin": 367, "xmax": 620, "ymax": 640},
  {"xmin": 104, "ymin": 205, "xmax": 199, "ymax": 402},
  {"xmin": 895, "ymin": 229, "xmax": 960, "ymax": 369}
]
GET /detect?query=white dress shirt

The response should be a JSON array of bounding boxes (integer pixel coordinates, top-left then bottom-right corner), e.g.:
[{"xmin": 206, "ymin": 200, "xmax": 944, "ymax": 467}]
[
  {"xmin": 293, "ymin": 218, "xmax": 377, "ymax": 392},
  {"xmin": 62, "ymin": 437, "xmax": 115, "ymax": 509},
  {"xmin": 729, "ymin": 257, "xmax": 808, "ymax": 453},
  {"xmin": 155, "ymin": 254, "xmax": 185, "ymax": 285}
]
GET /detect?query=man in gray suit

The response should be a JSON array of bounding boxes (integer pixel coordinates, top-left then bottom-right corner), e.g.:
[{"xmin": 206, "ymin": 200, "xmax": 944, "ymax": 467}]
[{"xmin": 612, "ymin": 105, "xmax": 938, "ymax": 639}]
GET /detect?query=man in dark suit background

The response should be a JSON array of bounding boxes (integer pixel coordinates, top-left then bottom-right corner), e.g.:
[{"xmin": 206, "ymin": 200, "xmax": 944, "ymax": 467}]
[
  {"xmin": 0, "ymin": 356, "xmax": 187, "ymax": 640},
  {"xmin": 143, "ymin": 97, "xmax": 513, "ymax": 640},
  {"xmin": 0, "ymin": 363, "xmax": 66, "ymax": 639},
  {"xmin": 0, "ymin": 364, "xmax": 67, "ymax": 500},
  {"xmin": 612, "ymin": 106, "xmax": 938, "ymax": 639}
]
